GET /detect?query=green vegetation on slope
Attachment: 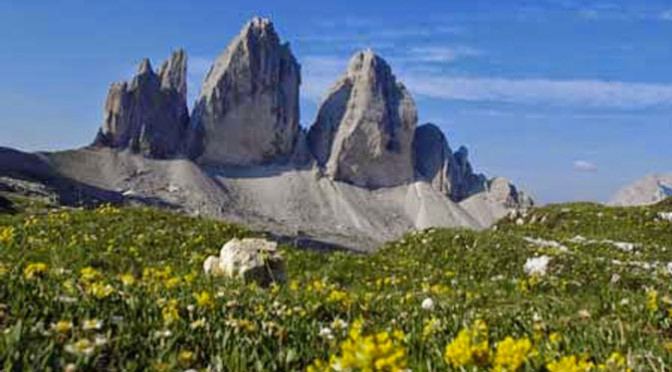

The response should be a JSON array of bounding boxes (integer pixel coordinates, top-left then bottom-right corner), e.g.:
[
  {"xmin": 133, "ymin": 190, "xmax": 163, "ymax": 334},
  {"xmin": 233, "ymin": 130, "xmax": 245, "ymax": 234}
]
[{"xmin": 1, "ymin": 198, "xmax": 672, "ymax": 371}]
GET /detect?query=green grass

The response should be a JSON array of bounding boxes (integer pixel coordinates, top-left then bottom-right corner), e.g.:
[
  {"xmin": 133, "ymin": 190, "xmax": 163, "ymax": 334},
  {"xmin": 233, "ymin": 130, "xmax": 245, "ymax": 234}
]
[{"xmin": 1, "ymin": 197, "xmax": 671, "ymax": 371}]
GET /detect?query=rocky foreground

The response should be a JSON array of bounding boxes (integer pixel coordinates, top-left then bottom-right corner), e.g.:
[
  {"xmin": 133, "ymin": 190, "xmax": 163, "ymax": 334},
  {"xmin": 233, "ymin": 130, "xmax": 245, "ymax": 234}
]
[{"xmin": 0, "ymin": 17, "xmax": 532, "ymax": 250}]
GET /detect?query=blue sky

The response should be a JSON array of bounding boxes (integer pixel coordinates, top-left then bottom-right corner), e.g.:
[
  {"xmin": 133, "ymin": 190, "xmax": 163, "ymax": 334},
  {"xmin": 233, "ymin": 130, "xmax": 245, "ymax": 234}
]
[{"xmin": 1, "ymin": 0, "xmax": 671, "ymax": 203}]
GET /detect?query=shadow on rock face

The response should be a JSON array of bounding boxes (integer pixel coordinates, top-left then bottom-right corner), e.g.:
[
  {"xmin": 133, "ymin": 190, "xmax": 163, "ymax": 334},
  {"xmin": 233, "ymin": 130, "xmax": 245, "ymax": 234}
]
[{"xmin": 0, "ymin": 195, "xmax": 14, "ymax": 213}]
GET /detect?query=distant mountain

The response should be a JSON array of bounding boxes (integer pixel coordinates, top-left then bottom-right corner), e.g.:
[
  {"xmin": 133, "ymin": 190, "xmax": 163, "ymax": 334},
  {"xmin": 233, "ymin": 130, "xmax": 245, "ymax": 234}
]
[
  {"xmin": 0, "ymin": 17, "xmax": 532, "ymax": 250},
  {"xmin": 610, "ymin": 173, "xmax": 672, "ymax": 206}
]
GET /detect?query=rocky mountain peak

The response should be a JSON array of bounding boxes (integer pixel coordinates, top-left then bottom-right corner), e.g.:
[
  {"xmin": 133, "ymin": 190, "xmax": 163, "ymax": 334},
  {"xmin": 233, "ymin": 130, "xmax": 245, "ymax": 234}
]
[
  {"xmin": 308, "ymin": 50, "xmax": 417, "ymax": 188},
  {"xmin": 189, "ymin": 17, "xmax": 301, "ymax": 166},
  {"xmin": 157, "ymin": 49, "xmax": 187, "ymax": 102},
  {"xmin": 92, "ymin": 51, "xmax": 189, "ymax": 159},
  {"xmin": 137, "ymin": 58, "xmax": 154, "ymax": 75},
  {"xmin": 413, "ymin": 123, "xmax": 488, "ymax": 202}
]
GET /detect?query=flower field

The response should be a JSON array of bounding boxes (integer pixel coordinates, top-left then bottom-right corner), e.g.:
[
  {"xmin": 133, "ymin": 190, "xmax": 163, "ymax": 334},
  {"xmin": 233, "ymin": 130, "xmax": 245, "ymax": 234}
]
[{"xmin": 1, "ymin": 196, "xmax": 672, "ymax": 371}]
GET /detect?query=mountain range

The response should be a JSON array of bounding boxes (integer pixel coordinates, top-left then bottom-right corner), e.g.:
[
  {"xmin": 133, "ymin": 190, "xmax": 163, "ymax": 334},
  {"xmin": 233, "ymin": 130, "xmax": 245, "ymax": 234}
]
[{"xmin": 0, "ymin": 17, "xmax": 533, "ymax": 250}]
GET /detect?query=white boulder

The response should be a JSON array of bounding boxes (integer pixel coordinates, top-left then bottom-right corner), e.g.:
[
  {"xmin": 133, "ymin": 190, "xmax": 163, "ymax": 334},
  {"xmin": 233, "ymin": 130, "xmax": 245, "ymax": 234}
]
[{"xmin": 203, "ymin": 238, "xmax": 286, "ymax": 285}]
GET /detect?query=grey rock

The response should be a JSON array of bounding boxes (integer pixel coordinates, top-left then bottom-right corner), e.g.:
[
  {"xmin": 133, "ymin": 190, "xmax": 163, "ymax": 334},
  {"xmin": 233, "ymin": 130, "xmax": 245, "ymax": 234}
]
[
  {"xmin": 203, "ymin": 238, "xmax": 286, "ymax": 286},
  {"xmin": 308, "ymin": 50, "xmax": 417, "ymax": 188},
  {"xmin": 190, "ymin": 17, "xmax": 301, "ymax": 166},
  {"xmin": 610, "ymin": 173, "xmax": 672, "ymax": 206},
  {"xmin": 452, "ymin": 146, "xmax": 488, "ymax": 201},
  {"xmin": 486, "ymin": 177, "xmax": 533, "ymax": 209},
  {"xmin": 93, "ymin": 50, "xmax": 189, "ymax": 159},
  {"xmin": 413, "ymin": 123, "xmax": 487, "ymax": 201}
]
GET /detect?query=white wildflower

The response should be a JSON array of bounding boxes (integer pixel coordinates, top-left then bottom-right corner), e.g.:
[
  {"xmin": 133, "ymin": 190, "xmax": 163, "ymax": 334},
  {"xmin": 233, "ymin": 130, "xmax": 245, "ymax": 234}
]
[
  {"xmin": 82, "ymin": 319, "xmax": 103, "ymax": 331},
  {"xmin": 524, "ymin": 255, "xmax": 551, "ymax": 276},
  {"xmin": 319, "ymin": 327, "xmax": 334, "ymax": 340},
  {"xmin": 421, "ymin": 297, "xmax": 435, "ymax": 311}
]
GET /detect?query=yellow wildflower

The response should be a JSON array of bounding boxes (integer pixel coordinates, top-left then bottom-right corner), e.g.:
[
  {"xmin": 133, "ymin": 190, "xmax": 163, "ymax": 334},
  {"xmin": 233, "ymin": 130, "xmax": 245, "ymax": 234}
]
[
  {"xmin": 119, "ymin": 273, "xmax": 135, "ymax": 286},
  {"xmin": 162, "ymin": 299, "xmax": 180, "ymax": 325},
  {"xmin": 646, "ymin": 289, "xmax": 659, "ymax": 313},
  {"xmin": 53, "ymin": 320, "xmax": 73, "ymax": 333},
  {"xmin": 80, "ymin": 267, "xmax": 102, "ymax": 284},
  {"xmin": 194, "ymin": 291, "xmax": 215, "ymax": 310},
  {"xmin": 597, "ymin": 352, "xmax": 629, "ymax": 371},
  {"xmin": 306, "ymin": 358, "xmax": 329, "ymax": 372},
  {"xmin": 0, "ymin": 262, "xmax": 7, "ymax": 276},
  {"xmin": 492, "ymin": 336, "xmax": 534, "ymax": 372},
  {"xmin": 547, "ymin": 355, "xmax": 595, "ymax": 372},
  {"xmin": 0, "ymin": 226, "xmax": 14, "ymax": 244},
  {"xmin": 328, "ymin": 319, "xmax": 407, "ymax": 372},
  {"xmin": 24, "ymin": 262, "xmax": 48, "ymax": 280},
  {"xmin": 444, "ymin": 320, "xmax": 490, "ymax": 368},
  {"xmin": 549, "ymin": 332, "xmax": 563, "ymax": 344},
  {"xmin": 177, "ymin": 350, "xmax": 195, "ymax": 367},
  {"xmin": 423, "ymin": 317, "xmax": 441, "ymax": 339},
  {"xmin": 86, "ymin": 282, "xmax": 114, "ymax": 299}
]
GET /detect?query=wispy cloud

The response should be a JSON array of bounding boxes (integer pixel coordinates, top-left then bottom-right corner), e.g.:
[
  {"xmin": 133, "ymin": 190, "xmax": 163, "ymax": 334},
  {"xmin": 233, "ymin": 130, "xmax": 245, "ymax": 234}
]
[
  {"xmin": 405, "ymin": 46, "xmax": 481, "ymax": 63},
  {"xmin": 301, "ymin": 56, "xmax": 349, "ymax": 103},
  {"xmin": 402, "ymin": 75, "xmax": 672, "ymax": 109},
  {"xmin": 186, "ymin": 56, "xmax": 214, "ymax": 107},
  {"xmin": 661, "ymin": 10, "xmax": 672, "ymax": 21},
  {"xmin": 573, "ymin": 160, "xmax": 598, "ymax": 172}
]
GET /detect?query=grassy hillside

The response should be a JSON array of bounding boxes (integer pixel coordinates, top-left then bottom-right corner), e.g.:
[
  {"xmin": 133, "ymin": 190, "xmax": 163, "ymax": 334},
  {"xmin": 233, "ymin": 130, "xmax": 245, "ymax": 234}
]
[{"xmin": 1, "ymin": 197, "xmax": 671, "ymax": 371}]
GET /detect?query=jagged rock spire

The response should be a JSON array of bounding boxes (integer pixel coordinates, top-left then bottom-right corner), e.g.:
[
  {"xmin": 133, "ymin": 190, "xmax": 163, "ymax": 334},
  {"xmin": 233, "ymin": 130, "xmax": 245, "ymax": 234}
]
[
  {"xmin": 93, "ymin": 50, "xmax": 189, "ymax": 159},
  {"xmin": 413, "ymin": 123, "xmax": 487, "ymax": 202},
  {"xmin": 308, "ymin": 50, "xmax": 417, "ymax": 188},
  {"xmin": 189, "ymin": 17, "xmax": 301, "ymax": 165}
]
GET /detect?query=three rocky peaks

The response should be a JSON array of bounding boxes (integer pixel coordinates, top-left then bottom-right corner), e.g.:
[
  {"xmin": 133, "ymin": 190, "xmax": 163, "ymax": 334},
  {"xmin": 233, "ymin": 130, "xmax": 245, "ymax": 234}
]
[{"xmin": 93, "ymin": 17, "xmax": 529, "ymax": 205}]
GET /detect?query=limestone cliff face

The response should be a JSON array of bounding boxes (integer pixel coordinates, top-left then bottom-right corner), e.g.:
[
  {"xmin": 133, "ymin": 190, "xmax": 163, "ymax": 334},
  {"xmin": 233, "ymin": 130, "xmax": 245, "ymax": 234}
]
[
  {"xmin": 413, "ymin": 123, "xmax": 487, "ymax": 202},
  {"xmin": 93, "ymin": 50, "xmax": 189, "ymax": 158},
  {"xmin": 308, "ymin": 50, "xmax": 417, "ymax": 188},
  {"xmin": 189, "ymin": 17, "xmax": 301, "ymax": 165}
]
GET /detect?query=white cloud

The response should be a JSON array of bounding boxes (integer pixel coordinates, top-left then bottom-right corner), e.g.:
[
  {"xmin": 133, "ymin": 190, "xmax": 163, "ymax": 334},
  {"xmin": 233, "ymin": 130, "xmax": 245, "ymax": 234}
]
[
  {"xmin": 401, "ymin": 75, "xmax": 672, "ymax": 109},
  {"xmin": 406, "ymin": 46, "xmax": 480, "ymax": 63},
  {"xmin": 301, "ymin": 56, "xmax": 349, "ymax": 103},
  {"xmin": 573, "ymin": 160, "xmax": 598, "ymax": 172},
  {"xmin": 661, "ymin": 10, "xmax": 672, "ymax": 21}
]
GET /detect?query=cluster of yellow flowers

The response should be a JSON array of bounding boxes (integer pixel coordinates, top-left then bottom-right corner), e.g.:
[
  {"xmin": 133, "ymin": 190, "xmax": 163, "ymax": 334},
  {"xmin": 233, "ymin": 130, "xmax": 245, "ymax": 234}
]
[
  {"xmin": 161, "ymin": 298, "xmax": 180, "ymax": 325},
  {"xmin": 444, "ymin": 320, "xmax": 491, "ymax": 368},
  {"xmin": 308, "ymin": 319, "xmax": 407, "ymax": 372},
  {"xmin": 79, "ymin": 267, "xmax": 114, "ymax": 299},
  {"xmin": 95, "ymin": 204, "xmax": 121, "ymax": 215},
  {"xmin": 194, "ymin": 291, "xmax": 215, "ymax": 310},
  {"xmin": 546, "ymin": 352, "xmax": 628, "ymax": 372},
  {"xmin": 646, "ymin": 289, "xmax": 659, "ymax": 313},
  {"xmin": 444, "ymin": 322, "xmax": 630, "ymax": 372},
  {"xmin": 23, "ymin": 262, "xmax": 48, "ymax": 280},
  {"xmin": 0, "ymin": 226, "xmax": 14, "ymax": 244},
  {"xmin": 492, "ymin": 337, "xmax": 534, "ymax": 372},
  {"xmin": 143, "ymin": 266, "xmax": 181, "ymax": 291}
]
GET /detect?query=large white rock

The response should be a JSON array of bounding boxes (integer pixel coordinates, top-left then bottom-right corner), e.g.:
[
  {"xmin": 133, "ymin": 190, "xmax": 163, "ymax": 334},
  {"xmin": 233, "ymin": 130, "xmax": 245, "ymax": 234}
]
[
  {"xmin": 308, "ymin": 50, "xmax": 417, "ymax": 188},
  {"xmin": 203, "ymin": 238, "xmax": 286, "ymax": 285},
  {"xmin": 190, "ymin": 17, "xmax": 301, "ymax": 166}
]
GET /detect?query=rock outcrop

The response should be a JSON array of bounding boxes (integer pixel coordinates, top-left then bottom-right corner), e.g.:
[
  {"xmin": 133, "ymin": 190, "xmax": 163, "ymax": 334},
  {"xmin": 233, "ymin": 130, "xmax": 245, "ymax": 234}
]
[
  {"xmin": 190, "ymin": 17, "xmax": 301, "ymax": 166},
  {"xmin": 203, "ymin": 238, "xmax": 286, "ymax": 285},
  {"xmin": 485, "ymin": 177, "xmax": 533, "ymax": 209},
  {"xmin": 93, "ymin": 50, "xmax": 189, "ymax": 158},
  {"xmin": 308, "ymin": 50, "xmax": 417, "ymax": 188},
  {"xmin": 610, "ymin": 173, "xmax": 672, "ymax": 206},
  {"xmin": 413, "ymin": 123, "xmax": 487, "ymax": 201}
]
